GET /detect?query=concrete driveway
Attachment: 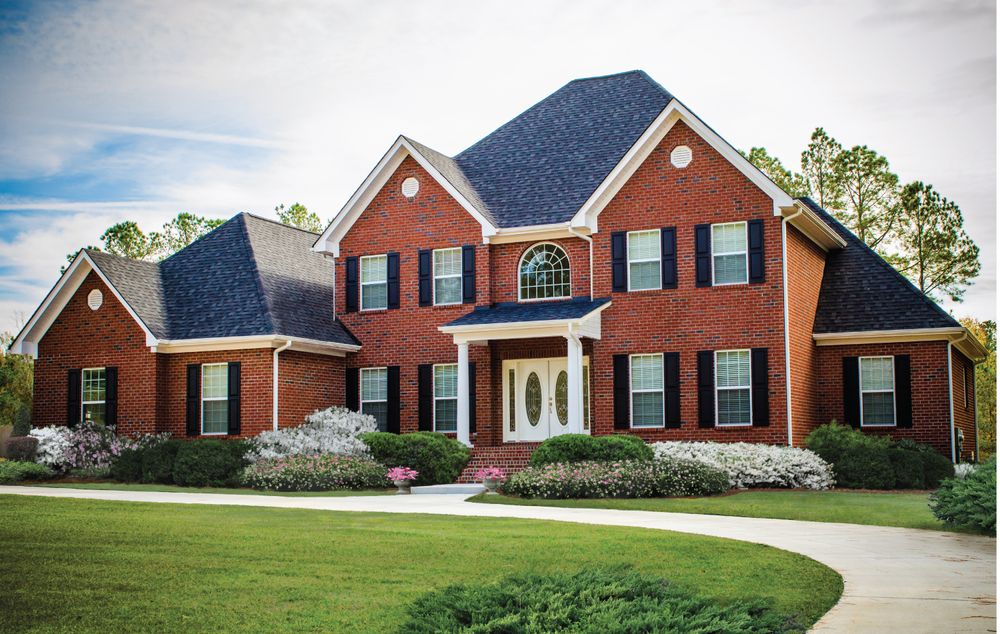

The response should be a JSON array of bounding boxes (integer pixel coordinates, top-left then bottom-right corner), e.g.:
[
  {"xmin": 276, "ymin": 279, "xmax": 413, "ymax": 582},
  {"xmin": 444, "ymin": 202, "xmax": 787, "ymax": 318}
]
[{"xmin": 2, "ymin": 486, "xmax": 995, "ymax": 632}]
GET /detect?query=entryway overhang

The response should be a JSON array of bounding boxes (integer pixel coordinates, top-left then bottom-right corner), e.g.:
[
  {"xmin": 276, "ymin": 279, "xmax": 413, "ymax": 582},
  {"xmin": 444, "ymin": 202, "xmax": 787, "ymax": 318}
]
[{"xmin": 438, "ymin": 298, "xmax": 611, "ymax": 345}]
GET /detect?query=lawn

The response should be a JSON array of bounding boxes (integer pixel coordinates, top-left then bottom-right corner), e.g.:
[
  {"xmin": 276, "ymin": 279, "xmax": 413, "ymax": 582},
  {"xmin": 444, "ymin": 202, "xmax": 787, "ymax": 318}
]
[
  {"xmin": 0, "ymin": 495, "xmax": 841, "ymax": 632},
  {"xmin": 471, "ymin": 489, "xmax": 954, "ymax": 531},
  {"xmin": 26, "ymin": 481, "xmax": 392, "ymax": 497}
]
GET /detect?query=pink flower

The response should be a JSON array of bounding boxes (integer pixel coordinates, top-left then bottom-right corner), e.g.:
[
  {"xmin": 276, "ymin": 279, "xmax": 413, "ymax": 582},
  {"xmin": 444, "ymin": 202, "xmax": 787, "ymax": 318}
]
[{"xmin": 387, "ymin": 467, "xmax": 418, "ymax": 481}]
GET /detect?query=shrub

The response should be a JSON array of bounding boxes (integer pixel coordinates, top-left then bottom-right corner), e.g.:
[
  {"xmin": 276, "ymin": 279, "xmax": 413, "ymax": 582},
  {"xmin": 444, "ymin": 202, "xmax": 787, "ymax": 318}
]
[
  {"xmin": 248, "ymin": 406, "xmax": 376, "ymax": 461},
  {"xmin": 5, "ymin": 436, "xmax": 38, "ymax": 461},
  {"xmin": 242, "ymin": 454, "xmax": 387, "ymax": 491},
  {"xmin": 30, "ymin": 426, "xmax": 72, "ymax": 470},
  {"xmin": 954, "ymin": 463, "xmax": 977, "ymax": 480},
  {"xmin": 502, "ymin": 459, "xmax": 729, "ymax": 499},
  {"xmin": 140, "ymin": 439, "xmax": 182, "ymax": 484},
  {"xmin": 897, "ymin": 441, "xmax": 955, "ymax": 488},
  {"xmin": 362, "ymin": 432, "xmax": 470, "ymax": 486},
  {"xmin": 651, "ymin": 441, "xmax": 835, "ymax": 490},
  {"xmin": 400, "ymin": 567, "xmax": 798, "ymax": 634},
  {"xmin": 529, "ymin": 434, "xmax": 654, "ymax": 466},
  {"xmin": 930, "ymin": 457, "xmax": 996, "ymax": 535},
  {"xmin": 835, "ymin": 445, "xmax": 896, "ymax": 489},
  {"xmin": 0, "ymin": 460, "xmax": 54, "ymax": 484},
  {"xmin": 172, "ymin": 440, "xmax": 249, "ymax": 487},
  {"xmin": 12, "ymin": 405, "xmax": 31, "ymax": 437},
  {"xmin": 62, "ymin": 422, "xmax": 130, "ymax": 472},
  {"xmin": 109, "ymin": 447, "xmax": 144, "ymax": 482},
  {"xmin": 887, "ymin": 447, "xmax": 925, "ymax": 489}
]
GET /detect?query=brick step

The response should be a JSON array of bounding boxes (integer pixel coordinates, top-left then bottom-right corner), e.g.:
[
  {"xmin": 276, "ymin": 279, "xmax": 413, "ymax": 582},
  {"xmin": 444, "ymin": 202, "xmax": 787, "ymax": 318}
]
[{"xmin": 457, "ymin": 444, "xmax": 538, "ymax": 483}]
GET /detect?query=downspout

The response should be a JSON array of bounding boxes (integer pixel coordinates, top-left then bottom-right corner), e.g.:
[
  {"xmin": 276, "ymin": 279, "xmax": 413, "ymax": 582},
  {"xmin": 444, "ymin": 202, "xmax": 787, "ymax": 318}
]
[
  {"xmin": 780, "ymin": 208, "xmax": 803, "ymax": 447},
  {"xmin": 273, "ymin": 340, "xmax": 292, "ymax": 431},
  {"xmin": 568, "ymin": 226, "xmax": 594, "ymax": 299},
  {"xmin": 947, "ymin": 332, "xmax": 968, "ymax": 463}
]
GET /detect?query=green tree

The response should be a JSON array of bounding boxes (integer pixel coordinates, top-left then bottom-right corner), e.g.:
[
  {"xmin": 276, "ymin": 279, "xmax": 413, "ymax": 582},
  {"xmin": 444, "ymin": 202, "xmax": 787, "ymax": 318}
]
[
  {"xmin": 961, "ymin": 318, "xmax": 996, "ymax": 458},
  {"xmin": 742, "ymin": 147, "xmax": 808, "ymax": 197},
  {"xmin": 64, "ymin": 213, "xmax": 224, "ymax": 269},
  {"xmin": 0, "ymin": 332, "xmax": 33, "ymax": 429},
  {"xmin": 275, "ymin": 203, "xmax": 323, "ymax": 233},
  {"xmin": 100, "ymin": 221, "xmax": 162, "ymax": 261},
  {"xmin": 160, "ymin": 213, "xmax": 225, "ymax": 254},
  {"xmin": 832, "ymin": 145, "xmax": 900, "ymax": 250},
  {"xmin": 801, "ymin": 127, "xmax": 845, "ymax": 209},
  {"xmin": 896, "ymin": 182, "xmax": 980, "ymax": 302}
]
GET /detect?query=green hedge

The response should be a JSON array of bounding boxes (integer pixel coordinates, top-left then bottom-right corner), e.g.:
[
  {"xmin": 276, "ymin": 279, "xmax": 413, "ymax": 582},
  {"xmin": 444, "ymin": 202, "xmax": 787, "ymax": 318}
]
[
  {"xmin": 930, "ymin": 457, "xmax": 996, "ymax": 535},
  {"xmin": 529, "ymin": 434, "xmax": 653, "ymax": 466},
  {"xmin": 110, "ymin": 439, "xmax": 246, "ymax": 488},
  {"xmin": 503, "ymin": 459, "xmax": 729, "ymax": 499},
  {"xmin": 362, "ymin": 432, "xmax": 470, "ymax": 486},
  {"xmin": 0, "ymin": 459, "xmax": 54, "ymax": 484}
]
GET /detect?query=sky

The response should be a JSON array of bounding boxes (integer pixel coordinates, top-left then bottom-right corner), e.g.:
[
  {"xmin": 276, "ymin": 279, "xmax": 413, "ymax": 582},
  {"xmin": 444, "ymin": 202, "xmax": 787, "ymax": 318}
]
[{"xmin": 0, "ymin": 0, "xmax": 995, "ymax": 333}]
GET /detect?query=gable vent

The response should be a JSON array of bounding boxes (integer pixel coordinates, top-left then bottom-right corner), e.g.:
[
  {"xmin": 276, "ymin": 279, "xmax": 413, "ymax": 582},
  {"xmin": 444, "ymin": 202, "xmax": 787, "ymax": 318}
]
[
  {"xmin": 87, "ymin": 289, "xmax": 103, "ymax": 311},
  {"xmin": 670, "ymin": 145, "xmax": 692, "ymax": 169},
  {"xmin": 401, "ymin": 177, "xmax": 420, "ymax": 198}
]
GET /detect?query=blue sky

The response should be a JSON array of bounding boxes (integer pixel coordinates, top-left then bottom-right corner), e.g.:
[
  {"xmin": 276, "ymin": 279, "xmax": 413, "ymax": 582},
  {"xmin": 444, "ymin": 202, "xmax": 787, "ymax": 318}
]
[{"xmin": 0, "ymin": 0, "xmax": 995, "ymax": 333}]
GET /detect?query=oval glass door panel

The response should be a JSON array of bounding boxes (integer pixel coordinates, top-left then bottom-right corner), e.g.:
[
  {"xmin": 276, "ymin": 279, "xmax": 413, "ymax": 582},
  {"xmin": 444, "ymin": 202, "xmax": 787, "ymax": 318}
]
[
  {"xmin": 555, "ymin": 370, "xmax": 568, "ymax": 425},
  {"xmin": 525, "ymin": 372, "xmax": 542, "ymax": 426}
]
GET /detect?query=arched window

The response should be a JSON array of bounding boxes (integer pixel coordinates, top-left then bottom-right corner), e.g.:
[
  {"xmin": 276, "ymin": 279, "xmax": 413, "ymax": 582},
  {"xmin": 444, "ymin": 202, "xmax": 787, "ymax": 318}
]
[{"xmin": 519, "ymin": 243, "xmax": 571, "ymax": 301}]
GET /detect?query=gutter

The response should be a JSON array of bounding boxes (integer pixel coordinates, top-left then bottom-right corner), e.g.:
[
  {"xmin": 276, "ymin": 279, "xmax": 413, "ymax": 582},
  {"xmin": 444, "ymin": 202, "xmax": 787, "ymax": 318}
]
[
  {"xmin": 568, "ymin": 226, "xmax": 594, "ymax": 299},
  {"xmin": 780, "ymin": 207, "xmax": 803, "ymax": 447},
  {"xmin": 273, "ymin": 340, "xmax": 292, "ymax": 431}
]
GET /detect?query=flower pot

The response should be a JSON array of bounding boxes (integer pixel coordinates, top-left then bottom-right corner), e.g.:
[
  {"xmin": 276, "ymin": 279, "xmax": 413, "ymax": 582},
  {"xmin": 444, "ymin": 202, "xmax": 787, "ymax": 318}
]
[
  {"xmin": 483, "ymin": 478, "xmax": 500, "ymax": 495},
  {"xmin": 394, "ymin": 479, "xmax": 412, "ymax": 495}
]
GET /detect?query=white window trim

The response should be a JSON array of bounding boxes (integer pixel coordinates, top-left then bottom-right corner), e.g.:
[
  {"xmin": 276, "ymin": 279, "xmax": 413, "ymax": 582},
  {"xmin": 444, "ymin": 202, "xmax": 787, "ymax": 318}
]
[
  {"xmin": 626, "ymin": 229, "xmax": 661, "ymax": 292},
  {"xmin": 517, "ymin": 241, "xmax": 572, "ymax": 303},
  {"xmin": 81, "ymin": 367, "xmax": 106, "ymax": 424},
  {"xmin": 432, "ymin": 247, "xmax": 463, "ymax": 306},
  {"xmin": 360, "ymin": 254, "xmax": 388, "ymax": 311},
  {"xmin": 859, "ymin": 355, "xmax": 897, "ymax": 428},
  {"xmin": 629, "ymin": 353, "xmax": 664, "ymax": 428},
  {"xmin": 201, "ymin": 362, "xmax": 229, "ymax": 436},
  {"xmin": 359, "ymin": 367, "xmax": 388, "ymax": 425},
  {"xmin": 715, "ymin": 349, "xmax": 752, "ymax": 427},
  {"xmin": 711, "ymin": 221, "xmax": 749, "ymax": 286},
  {"xmin": 433, "ymin": 363, "xmax": 458, "ymax": 433}
]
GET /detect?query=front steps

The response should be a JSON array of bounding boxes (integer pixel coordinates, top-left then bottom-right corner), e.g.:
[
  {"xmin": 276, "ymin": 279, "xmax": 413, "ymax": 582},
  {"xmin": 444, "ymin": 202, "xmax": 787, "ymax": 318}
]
[{"xmin": 457, "ymin": 443, "xmax": 538, "ymax": 483}]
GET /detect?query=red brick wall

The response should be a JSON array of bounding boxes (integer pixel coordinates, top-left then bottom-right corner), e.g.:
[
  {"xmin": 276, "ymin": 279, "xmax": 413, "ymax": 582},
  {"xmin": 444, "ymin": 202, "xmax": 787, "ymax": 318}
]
[
  {"xmin": 277, "ymin": 350, "xmax": 346, "ymax": 429},
  {"xmin": 952, "ymin": 347, "xmax": 976, "ymax": 461},
  {"xmin": 490, "ymin": 238, "xmax": 590, "ymax": 303}
]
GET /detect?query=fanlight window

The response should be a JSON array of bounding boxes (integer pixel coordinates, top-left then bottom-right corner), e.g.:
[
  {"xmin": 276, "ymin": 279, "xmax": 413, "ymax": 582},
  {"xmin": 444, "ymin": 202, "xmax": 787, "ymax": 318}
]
[{"xmin": 519, "ymin": 243, "xmax": 571, "ymax": 301}]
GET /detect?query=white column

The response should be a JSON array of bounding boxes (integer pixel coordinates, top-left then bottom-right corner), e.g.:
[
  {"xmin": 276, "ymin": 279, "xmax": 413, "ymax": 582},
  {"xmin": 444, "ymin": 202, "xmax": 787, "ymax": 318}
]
[
  {"xmin": 457, "ymin": 342, "xmax": 471, "ymax": 447},
  {"xmin": 566, "ymin": 333, "xmax": 584, "ymax": 434}
]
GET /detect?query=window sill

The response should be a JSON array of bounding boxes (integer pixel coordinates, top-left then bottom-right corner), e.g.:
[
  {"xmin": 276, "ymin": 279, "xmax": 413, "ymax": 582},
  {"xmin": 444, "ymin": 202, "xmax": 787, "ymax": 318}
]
[
  {"xmin": 715, "ymin": 423, "xmax": 752, "ymax": 428},
  {"xmin": 860, "ymin": 423, "xmax": 897, "ymax": 429}
]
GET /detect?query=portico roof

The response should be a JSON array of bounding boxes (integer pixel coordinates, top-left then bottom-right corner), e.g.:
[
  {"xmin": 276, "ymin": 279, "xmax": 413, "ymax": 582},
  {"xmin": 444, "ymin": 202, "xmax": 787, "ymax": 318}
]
[{"xmin": 439, "ymin": 298, "xmax": 611, "ymax": 344}]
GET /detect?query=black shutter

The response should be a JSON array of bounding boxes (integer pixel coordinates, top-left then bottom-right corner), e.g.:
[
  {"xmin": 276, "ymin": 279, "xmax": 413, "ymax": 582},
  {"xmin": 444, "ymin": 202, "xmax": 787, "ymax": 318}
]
[
  {"xmin": 748, "ymin": 220, "xmax": 765, "ymax": 283},
  {"xmin": 344, "ymin": 256, "xmax": 359, "ymax": 313},
  {"xmin": 462, "ymin": 245, "xmax": 476, "ymax": 304},
  {"xmin": 697, "ymin": 351, "xmax": 715, "ymax": 427},
  {"xmin": 418, "ymin": 249, "xmax": 432, "ymax": 306},
  {"xmin": 417, "ymin": 364, "xmax": 433, "ymax": 431},
  {"xmin": 186, "ymin": 364, "xmax": 200, "ymax": 436},
  {"xmin": 387, "ymin": 252, "xmax": 400, "ymax": 309},
  {"xmin": 104, "ymin": 367, "xmax": 118, "ymax": 427},
  {"xmin": 695, "ymin": 224, "xmax": 712, "ymax": 287},
  {"xmin": 661, "ymin": 227, "xmax": 677, "ymax": 289},
  {"xmin": 468, "ymin": 362, "xmax": 477, "ymax": 434},
  {"xmin": 664, "ymin": 352, "xmax": 681, "ymax": 428},
  {"xmin": 227, "ymin": 362, "xmax": 241, "ymax": 435},
  {"xmin": 387, "ymin": 366, "xmax": 401, "ymax": 433},
  {"xmin": 611, "ymin": 232, "xmax": 627, "ymax": 292},
  {"xmin": 895, "ymin": 355, "xmax": 912, "ymax": 428},
  {"xmin": 345, "ymin": 367, "xmax": 359, "ymax": 411},
  {"xmin": 842, "ymin": 356, "xmax": 860, "ymax": 427},
  {"xmin": 67, "ymin": 369, "xmax": 81, "ymax": 427},
  {"xmin": 613, "ymin": 354, "xmax": 630, "ymax": 429},
  {"xmin": 751, "ymin": 348, "xmax": 769, "ymax": 427}
]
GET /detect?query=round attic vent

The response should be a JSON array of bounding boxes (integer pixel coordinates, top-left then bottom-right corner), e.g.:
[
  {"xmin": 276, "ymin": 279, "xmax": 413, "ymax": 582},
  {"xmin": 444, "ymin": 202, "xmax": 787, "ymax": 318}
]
[
  {"xmin": 401, "ymin": 177, "xmax": 420, "ymax": 198},
  {"xmin": 670, "ymin": 145, "xmax": 692, "ymax": 168},
  {"xmin": 87, "ymin": 289, "xmax": 103, "ymax": 311}
]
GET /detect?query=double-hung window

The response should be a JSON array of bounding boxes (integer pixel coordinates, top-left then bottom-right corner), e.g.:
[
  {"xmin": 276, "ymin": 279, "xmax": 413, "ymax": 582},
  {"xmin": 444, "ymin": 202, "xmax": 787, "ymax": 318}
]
[
  {"xmin": 360, "ymin": 255, "xmax": 388, "ymax": 310},
  {"xmin": 360, "ymin": 368, "xmax": 388, "ymax": 431},
  {"xmin": 712, "ymin": 222, "xmax": 748, "ymax": 285},
  {"xmin": 201, "ymin": 363, "xmax": 229, "ymax": 435},
  {"xmin": 81, "ymin": 367, "xmax": 107, "ymax": 424},
  {"xmin": 630, "ymin": 354, "xmax": 663, "ymax": 427},
  {"xmin": 860, "ymin": 356, "xmax": 895, "ymax": 426},
  {"xmin": 434, "ymin": 364, "xmax": 458, "ymax": 432},
  {"xmin": 716, "ymin": 350, "xmax": 751, "ymax": 426},
  {"xmin": 433, "ymin": 247, "xmax": 462, "ymax": 305},
  {"xmin": 627, "ymin": 230, "xmax": 661, "ymax": 291}
]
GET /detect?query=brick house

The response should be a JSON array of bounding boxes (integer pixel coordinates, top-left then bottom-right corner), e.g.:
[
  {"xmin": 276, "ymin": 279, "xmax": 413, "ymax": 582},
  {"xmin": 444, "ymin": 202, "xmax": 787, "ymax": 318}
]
[{"xmin": 11, "ymin": 70, "xmax": 985, "ymax": 467}]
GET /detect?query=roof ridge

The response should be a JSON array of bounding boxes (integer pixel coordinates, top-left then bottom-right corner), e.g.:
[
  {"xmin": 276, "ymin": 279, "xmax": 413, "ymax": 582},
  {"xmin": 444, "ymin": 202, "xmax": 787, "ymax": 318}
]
[
  {"xmin": 84, "ymin": 247, "xmax": 160, "ymax": 268},
  {"xmin": 235, "ymin": 214, "xmax": 277, "ymax": 334},
  {"xmin": 243, "ymin": 211, "xmax": 321, "ymax": 236},
  {"xmin": 568, "ymin": 69, "xmax": 671, "ymax": 98}
]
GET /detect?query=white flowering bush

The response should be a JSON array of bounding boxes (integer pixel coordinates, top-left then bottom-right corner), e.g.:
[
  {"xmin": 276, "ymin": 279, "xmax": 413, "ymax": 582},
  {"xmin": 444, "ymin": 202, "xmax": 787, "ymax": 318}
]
[
  {"xmin": 30, "ymin": 426, "xmax": 72, "ymax": 469},
  {"xmin": 242, "ymin": 454, "xmax": 387, "ymax": 491},
  {"xmin": 501, "ymin": 459, "xmax": 729, "ymax": 499},
  {"xmin": 652, "ymin": 441, "xmax": 835, "ymax": 490},
  {"xmin": 248, "ymin": 406, "xmax": 377, "ymax": 461},
  {"xmin": 953, "ymin": 463, "xmax": 978, "ymax": 480}
]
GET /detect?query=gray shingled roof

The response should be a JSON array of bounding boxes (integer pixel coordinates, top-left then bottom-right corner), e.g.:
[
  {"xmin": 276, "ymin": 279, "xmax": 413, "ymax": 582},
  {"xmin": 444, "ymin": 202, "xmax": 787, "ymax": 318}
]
[
  {"xmin": 802, "ymin": 197, "xmax": 960, "ymax": 333},
  {"xmin": 87, "ymin": 214, "xmax": 358, "ymax": 346},
  {"xmin": 445, "ymin": 298, "xmax": 611, "ymax": 327}
]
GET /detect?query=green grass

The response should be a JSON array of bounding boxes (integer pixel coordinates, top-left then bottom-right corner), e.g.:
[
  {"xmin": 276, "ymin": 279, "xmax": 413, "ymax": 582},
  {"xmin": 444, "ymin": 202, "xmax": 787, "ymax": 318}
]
[
  {"xmin": 25, "ymin": 481, "xmax": 392, "ymax": 497},
  {"xmin": 471, "ymin": 489, "xmax": 956, "ymax": 531},
  {"xmin": 0, "ymin": 495, "xmax": 842, "ymax": 633}
]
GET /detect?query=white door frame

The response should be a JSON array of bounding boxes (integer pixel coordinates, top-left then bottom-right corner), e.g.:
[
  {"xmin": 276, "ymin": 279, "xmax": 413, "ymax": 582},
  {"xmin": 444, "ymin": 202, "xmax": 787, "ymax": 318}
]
[{"xmin": 502, "ymin": 356, "xmax": 590, "ymax": 442}]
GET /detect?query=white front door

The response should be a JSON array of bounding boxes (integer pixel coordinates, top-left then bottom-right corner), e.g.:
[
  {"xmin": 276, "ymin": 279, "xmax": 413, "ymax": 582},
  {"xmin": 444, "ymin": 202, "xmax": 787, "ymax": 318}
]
[
  {"xmin": 516, "ymin": 360, "xmax": 549, "ymax": 442},
  {"xmin": 548, "ymin": 360, "xmax": 572, "ymax": 437},
  {"xmin": 504, "ymin": 357, "xmax": 589, "ymax": 442}
]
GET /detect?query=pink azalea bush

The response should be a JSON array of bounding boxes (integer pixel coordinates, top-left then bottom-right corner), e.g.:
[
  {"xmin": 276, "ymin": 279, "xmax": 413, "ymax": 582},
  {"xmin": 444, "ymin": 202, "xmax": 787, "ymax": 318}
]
[
  {"xmin": 474, "ymin": 466, "xmax": 506, "ymax": 482},
  {"xmin": 501, "ymin": 459, "xmax": 729, "ymax": 499},
  {"xmin": 241, "ymin": 454, "xmax": 387, "ymax": 491},
  {"xmin": 387, "ymin": 466, "xmax": 418, "ymax": 482},
  {"xmin": 32, "ymin": 423, "xmax": 169, "ymax": 475}
]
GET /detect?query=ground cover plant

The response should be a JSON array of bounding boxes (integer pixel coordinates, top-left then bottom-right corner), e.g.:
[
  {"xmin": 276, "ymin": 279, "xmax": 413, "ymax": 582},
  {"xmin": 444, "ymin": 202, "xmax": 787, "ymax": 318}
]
[
  {"xmin": 529, "ymin": 433, "xmax": 653, "ymax": 466},
  {"xmin": 652, "ymin": 441, "xmax": 834, "ymax": 490},
  {"xmin": 930, "ymin": 457, "xmax": 996, "ymax": 535},
  {"xmin": 502, "ymin": 459, "xmax": 729, "ymax": 499},
  {"xmin": 362, "ymin": 431, "xmax": 469, "ymax": 485},
  {"xmin": 241, "ymin": 454, "xmax": 387, "ymax": 491}
]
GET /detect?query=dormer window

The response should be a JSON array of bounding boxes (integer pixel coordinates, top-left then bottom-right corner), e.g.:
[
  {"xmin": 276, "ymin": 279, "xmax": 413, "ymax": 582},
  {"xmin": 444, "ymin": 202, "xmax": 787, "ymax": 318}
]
[{"xmin": 519, "ymin": 243, "xmax": 571, "ymax": 301}]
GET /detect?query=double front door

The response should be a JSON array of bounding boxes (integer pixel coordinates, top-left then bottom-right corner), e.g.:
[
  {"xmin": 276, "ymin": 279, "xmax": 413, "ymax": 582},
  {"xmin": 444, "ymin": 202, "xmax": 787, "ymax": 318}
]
[{"xmin": 503, "ymin": 357, "xmax": 589, "ymax": 442}]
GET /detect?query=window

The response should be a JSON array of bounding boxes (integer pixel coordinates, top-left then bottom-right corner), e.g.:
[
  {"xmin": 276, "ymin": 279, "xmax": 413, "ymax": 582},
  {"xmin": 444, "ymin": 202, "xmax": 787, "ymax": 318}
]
[
  {"xmin": 519, "ymin": 243, "xmax": 570, "ymax": 301},
  {"xmin": 433, "ymin": 247, "xmax": 462, "ymax": 305},
  {"xmin": 860, "ymin": 356, "xmax": 895, "ymax": 426},
  {"xmin": 627, "ymin": 230, "xmax": 660, "ymax": 291},
  {"xmin": 81, "ymin": 368, "xmax": 107, "ymax": 425},
  {"xmin": 630, "ymin": 354, "xmax": 663, "ymax": 427},
  {"xmin": 201, "ymin": 363, "xmax": 229, "ymax": 435},
  {"xmin": 360, "ymin": 254, "xmax": 388, "ymax": 310},
  {"xmin": 360, "ymin": 368, "xmax": 388, "ymax": 431},
  {"xmin": 434, "ymin": 364, "xmax": 458, "ymax": 432},
  {"xmin": 716, "ymin": 350, "xmax": 751, "ymax": 426},
  {"xmin": 712, "ymin": 222, "xmax": 748, "ymax": 285}
]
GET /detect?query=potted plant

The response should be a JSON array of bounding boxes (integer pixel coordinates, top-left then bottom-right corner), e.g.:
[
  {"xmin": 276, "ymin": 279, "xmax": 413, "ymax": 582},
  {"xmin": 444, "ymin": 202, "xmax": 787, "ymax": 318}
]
[
  {"xmin": 474, "ymin": 466, "xmax": 506, "ymax": 495},
  {"xmin": 387, "ymin": 467, "xmax": 419, "ymax": 494}
]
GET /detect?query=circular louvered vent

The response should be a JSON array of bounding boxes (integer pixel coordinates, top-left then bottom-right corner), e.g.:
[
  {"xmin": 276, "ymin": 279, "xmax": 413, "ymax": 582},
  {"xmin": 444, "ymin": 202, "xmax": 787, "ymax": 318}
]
[
  {"xmin": 401, "ymin": 177, "xmax": 420, "ymax": 198},
  {"xmin": 87, "ymin": 289, "xmax": 103, "ymax": 311},
  {"xmin": 670, "ymin": 145, "xmax": 692, "ymax": 168}
]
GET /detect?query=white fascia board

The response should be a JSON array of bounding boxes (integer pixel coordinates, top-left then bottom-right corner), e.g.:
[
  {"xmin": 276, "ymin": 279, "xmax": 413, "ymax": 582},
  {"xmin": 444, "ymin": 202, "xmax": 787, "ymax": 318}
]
[
  {"xmin": 439, "ymin": 302, "xmax": 610, "ymax": 344},
  {"xmin": 783, "ymin": 201, "xmax": 846, "ymax": 250},
  {"xmin": 154, "ymin": 334, "xmax": 359, "ymax": 356},
  {"xmin": 313, "ymin": 136, "xmax": 496, "ymax": 257}
]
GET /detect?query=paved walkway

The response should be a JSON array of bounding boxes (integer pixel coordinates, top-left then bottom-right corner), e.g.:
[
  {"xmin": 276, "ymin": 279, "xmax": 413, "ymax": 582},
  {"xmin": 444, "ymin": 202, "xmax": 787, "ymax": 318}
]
[{"xmin": 3, "ymin": 486, "xmax": 995, "ymax": 632}]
